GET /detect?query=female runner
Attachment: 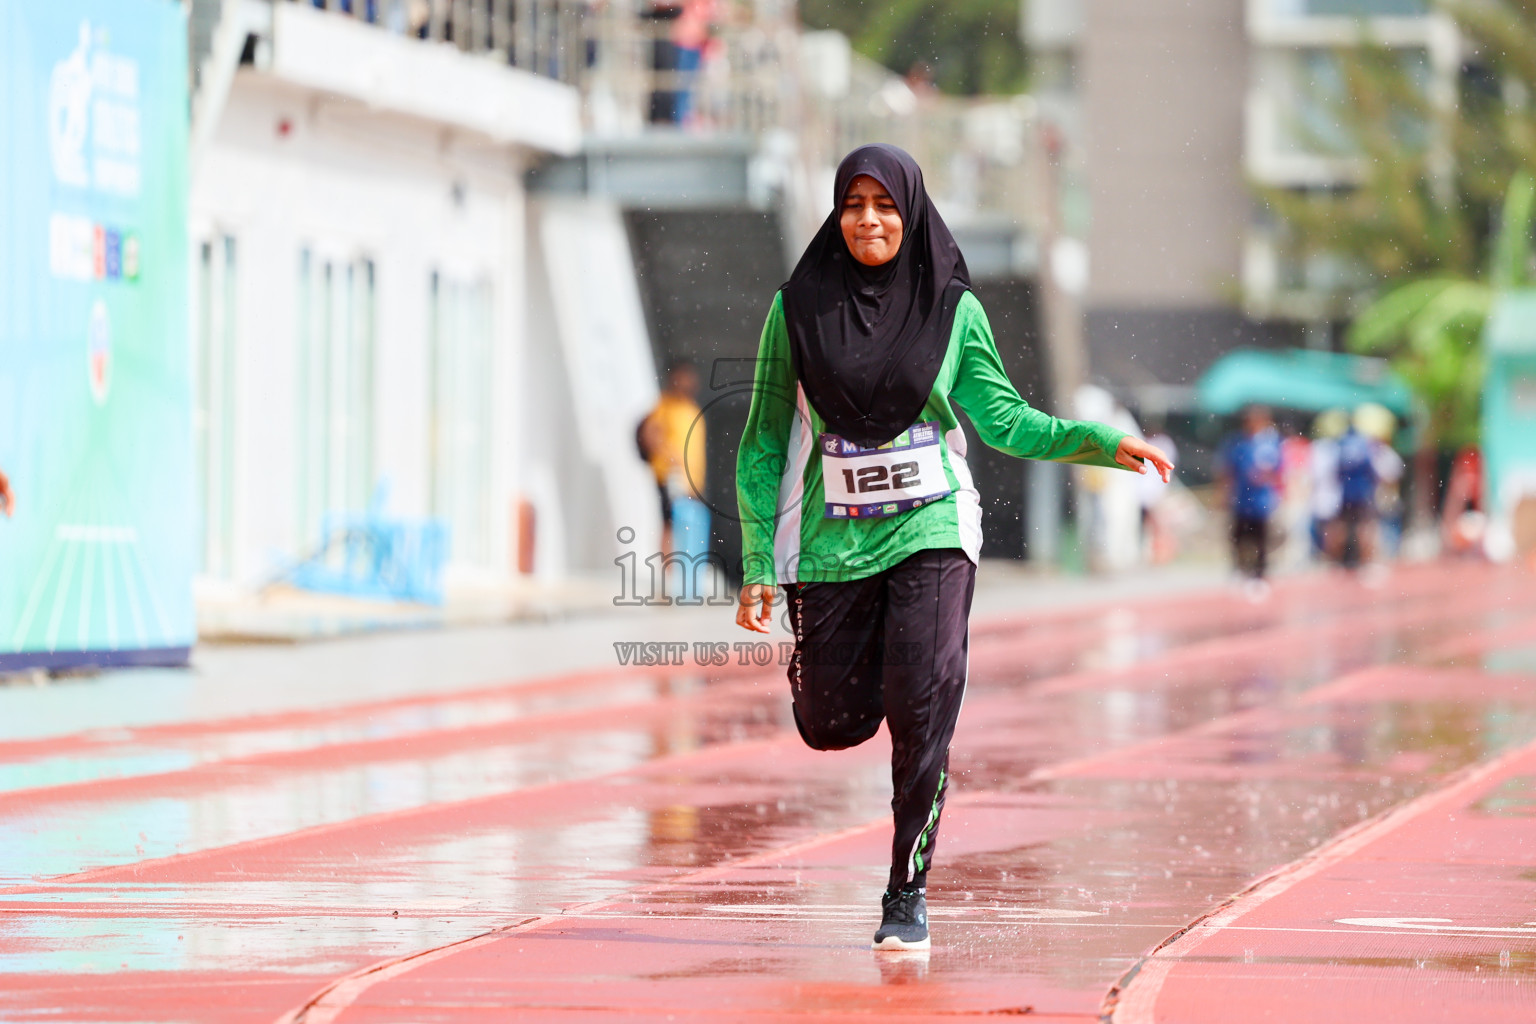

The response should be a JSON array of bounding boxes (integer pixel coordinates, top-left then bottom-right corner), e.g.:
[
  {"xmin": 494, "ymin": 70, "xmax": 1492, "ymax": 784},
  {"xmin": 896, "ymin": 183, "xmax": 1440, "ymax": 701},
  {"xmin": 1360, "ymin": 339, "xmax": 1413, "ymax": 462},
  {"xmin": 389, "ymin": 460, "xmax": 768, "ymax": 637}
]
[{"xmin": 734, "ymin": 144, "xmax": 1172, "ymax": 950}]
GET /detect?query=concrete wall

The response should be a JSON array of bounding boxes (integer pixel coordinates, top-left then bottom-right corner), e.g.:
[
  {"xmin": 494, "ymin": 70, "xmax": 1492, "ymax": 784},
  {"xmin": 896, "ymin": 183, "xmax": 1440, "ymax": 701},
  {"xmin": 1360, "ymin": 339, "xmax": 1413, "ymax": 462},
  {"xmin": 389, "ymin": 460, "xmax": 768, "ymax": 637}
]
[{"xmin": 522, "ymin": 199, "xmax": 663, "ymax": 579}]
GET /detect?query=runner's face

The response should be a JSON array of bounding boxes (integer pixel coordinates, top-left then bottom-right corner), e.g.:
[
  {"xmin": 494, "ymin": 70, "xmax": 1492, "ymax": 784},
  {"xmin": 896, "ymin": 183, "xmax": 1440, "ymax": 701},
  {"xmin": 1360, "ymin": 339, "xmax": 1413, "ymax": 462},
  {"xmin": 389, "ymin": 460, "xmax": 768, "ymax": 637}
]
[{"xmin": 840, "ymin": 175, "xmax": 903, "ymax": 267}]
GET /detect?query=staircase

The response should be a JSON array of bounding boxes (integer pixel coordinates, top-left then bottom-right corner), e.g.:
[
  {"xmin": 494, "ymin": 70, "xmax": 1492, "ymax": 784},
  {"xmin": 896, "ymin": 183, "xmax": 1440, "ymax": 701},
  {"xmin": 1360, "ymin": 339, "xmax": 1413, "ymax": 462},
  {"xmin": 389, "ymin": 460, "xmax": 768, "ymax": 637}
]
[{"xmin": 625, "ymin": 209, "xmax": 789, "ymax": 580}]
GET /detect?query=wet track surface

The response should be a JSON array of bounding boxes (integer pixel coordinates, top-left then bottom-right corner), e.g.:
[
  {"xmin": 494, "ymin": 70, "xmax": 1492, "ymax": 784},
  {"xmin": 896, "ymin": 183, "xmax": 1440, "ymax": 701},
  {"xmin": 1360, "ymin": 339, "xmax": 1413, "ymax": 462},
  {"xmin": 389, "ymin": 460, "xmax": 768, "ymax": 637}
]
[{"xmin": 2, "ymin": 562, "xmax": 1535, "ymax": 1021}]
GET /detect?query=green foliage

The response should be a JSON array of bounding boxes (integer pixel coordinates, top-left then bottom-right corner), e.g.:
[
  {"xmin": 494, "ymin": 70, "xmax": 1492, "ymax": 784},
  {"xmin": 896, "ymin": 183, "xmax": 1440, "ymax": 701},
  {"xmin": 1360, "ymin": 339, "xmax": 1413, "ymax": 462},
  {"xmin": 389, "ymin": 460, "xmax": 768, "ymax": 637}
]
[
  {"xmin": 1346, "ymin": 172, "xmax": 1536, "ymax": 448},
  {"xmin": 1265, "ymin": 2, "xmax": 1536, "ymax": 447},
  {"xmin": 1491, "ymin": 166, "xmax": 1536, "ymax": 286},
  {"xmin": 799, "ymin": 0, "xmax": 1028, "ymax": 96}
]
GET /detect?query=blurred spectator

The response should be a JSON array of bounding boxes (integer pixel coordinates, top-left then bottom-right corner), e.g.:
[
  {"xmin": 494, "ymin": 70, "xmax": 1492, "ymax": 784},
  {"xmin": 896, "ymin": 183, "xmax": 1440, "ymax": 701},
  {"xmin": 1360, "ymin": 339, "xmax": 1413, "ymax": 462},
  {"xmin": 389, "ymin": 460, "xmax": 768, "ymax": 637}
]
[
  {"xmin": 0, "ymin": 467, "xmax": 12, "ymax": 517},
  {"xmin": 1441, "ymin": 446, "xmax": 1486, "ymax": 556},
  {"xmin": 673, "ymin": 3, "xmax": 714, "ymax": 73},
  {"xmin": 1329, "ymin": 413, "xmax": 1381, "ymax": 569},
  {"xmin": 1308, "ymin": 408, "xmax": 1347, "ymax": 559},
  {"xmin": 646, "ymin": 2, "xmax": 684, "ymax": 122},
  {"xmin": 644, "ymin": 0, "xmax": 715, "ymax": 124},
  {"xmin": 1358, "ymin": 404, "xmax": 1405, "ymax": 558},
  {"xmin": 1276, "ymin": 430, "xmax": 1312, "ymax": 570},
  {"xmin": 640, "ymin": 361, "xmax": 705, "ymax": 556},
  {"xmin": 905, "ymin": 62, "xmax": 938, "ymax": 97},
  {"xmin": 310, "ymin": 0, "xmax": 377, "ymax": 18},
  {"xmin": 401, "ymin": 0, "xmax": 430, "ymax": 36},
  {"xmin": 1136, "ymin": 430, "xmax": 1178, "ymax": 564},
  {"xmin": 1074, "ymin": 385, "xmax": 1141, "ymax": 573},
  {"xmin": 1219, "ymin": 405, "xmax": 1281, "ymax": 593},
  {"xmin": 643, "ymin": 3, "xmax": 681, "ymax": 123}
]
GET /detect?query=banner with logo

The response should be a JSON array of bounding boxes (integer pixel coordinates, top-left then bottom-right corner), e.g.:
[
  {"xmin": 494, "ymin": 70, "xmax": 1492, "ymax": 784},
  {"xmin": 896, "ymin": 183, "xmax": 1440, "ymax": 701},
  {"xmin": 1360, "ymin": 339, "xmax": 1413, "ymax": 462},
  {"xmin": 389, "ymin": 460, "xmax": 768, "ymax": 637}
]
[{"xmin": 0, "ymin": 0, "xmax": 193, "ymax": 670}]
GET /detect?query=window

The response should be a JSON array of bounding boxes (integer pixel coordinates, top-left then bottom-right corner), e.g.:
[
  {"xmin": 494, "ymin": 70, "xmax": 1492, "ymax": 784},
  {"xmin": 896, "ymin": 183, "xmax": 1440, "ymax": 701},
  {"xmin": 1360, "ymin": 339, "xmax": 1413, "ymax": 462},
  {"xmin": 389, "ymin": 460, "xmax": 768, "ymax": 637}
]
[
  {"xmin": 1261, "ymin": 46, "xmax": 1430, "ymax": 160},
  {"xmin": 296, "ymin": 249, "xmax": 377, "ymax": 547},
  {"xmin": 428, "ymin": 271, "xmax": 495, "ymax": 566},
  {"xmin": 193, "ymin": 234, "xmax": 237, "ymax": 577},
  {"xmin": 1260, "ymin": 0, "xmax": 1429, "ymax": 17}
]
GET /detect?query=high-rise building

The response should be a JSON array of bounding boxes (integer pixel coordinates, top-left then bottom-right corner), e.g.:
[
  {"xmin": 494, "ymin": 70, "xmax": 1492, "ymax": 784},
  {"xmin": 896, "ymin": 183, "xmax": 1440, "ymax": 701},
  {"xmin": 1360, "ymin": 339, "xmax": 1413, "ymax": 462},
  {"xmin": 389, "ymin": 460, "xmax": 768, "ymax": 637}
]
[{"xmin": 1023, "ymin": 0, "xmax": 1454, "ymax": 421}]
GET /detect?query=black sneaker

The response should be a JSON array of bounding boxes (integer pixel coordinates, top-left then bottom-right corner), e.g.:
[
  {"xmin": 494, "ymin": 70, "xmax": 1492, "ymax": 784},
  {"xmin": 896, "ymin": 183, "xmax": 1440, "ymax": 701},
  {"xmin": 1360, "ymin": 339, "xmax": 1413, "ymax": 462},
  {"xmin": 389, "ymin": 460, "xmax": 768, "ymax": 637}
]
[{"xmin": 872, "ymin": 886, "xmax": 930, "ymax": 950}]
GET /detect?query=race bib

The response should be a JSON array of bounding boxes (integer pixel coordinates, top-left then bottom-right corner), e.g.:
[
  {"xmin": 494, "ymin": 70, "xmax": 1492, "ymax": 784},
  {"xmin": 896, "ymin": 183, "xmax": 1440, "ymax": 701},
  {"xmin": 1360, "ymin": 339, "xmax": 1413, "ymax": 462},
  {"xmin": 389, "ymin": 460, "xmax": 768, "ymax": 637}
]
[{"xmin": 821, "ymin": 421, "xmax": 952, "ymax": 518}]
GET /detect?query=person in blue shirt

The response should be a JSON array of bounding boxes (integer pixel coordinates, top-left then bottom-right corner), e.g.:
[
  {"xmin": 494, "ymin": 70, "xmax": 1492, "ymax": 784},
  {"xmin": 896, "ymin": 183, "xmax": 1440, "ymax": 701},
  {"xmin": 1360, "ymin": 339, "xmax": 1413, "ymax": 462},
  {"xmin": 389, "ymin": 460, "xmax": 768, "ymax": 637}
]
[
  {"xmin": 1330, "ymin": 420, "xmax": 1380, "ymax": 568},
  {"xmin": 1219, "ymin": 405, "xmax": 1282, "ymax": 584}
]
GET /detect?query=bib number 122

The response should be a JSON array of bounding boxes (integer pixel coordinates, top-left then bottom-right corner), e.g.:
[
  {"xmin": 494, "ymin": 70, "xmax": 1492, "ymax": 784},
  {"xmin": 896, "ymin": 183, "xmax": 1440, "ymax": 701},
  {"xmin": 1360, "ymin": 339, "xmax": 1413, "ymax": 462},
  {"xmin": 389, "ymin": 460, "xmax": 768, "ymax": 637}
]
[{"xmin": 842, "ymin": 462, "xmax": 919, "ymax": 494}]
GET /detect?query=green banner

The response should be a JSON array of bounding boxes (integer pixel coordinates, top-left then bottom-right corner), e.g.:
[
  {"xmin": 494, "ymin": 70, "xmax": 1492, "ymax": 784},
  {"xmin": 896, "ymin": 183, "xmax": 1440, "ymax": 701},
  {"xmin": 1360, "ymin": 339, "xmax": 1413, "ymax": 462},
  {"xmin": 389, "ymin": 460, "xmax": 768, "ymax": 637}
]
[{"xmin": 0, "ymin": 0, "xmax": 194, "ymax": 669}]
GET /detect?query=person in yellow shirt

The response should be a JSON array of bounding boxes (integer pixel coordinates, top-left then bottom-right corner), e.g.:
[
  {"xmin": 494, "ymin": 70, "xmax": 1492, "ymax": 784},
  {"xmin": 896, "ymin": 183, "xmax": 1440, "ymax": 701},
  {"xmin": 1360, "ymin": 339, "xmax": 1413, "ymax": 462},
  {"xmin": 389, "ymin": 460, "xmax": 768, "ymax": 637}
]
[{"xmin": 641, "ymin": 361, "xmax": 705, "ymax": 555}]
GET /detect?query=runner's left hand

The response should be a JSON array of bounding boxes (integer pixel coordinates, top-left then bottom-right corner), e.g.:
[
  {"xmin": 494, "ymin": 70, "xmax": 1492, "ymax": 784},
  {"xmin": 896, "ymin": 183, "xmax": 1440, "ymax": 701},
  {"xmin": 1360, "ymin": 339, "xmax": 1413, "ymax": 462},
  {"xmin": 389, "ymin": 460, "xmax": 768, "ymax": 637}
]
[{"xmin": 1115, "ymin": 437, "xmax": 1175, "ymax": 483}]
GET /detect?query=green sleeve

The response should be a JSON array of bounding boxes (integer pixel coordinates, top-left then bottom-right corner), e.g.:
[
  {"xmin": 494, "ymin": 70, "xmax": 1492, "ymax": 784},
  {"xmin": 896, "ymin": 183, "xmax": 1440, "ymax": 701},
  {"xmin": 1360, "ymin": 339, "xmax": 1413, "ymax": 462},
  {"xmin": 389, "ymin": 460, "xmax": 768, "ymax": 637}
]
[
  {"xmin": 948, "ymin": 295, "xmax": 1129, "ymax": 469},
  {"xmin": 736, "ymin": 293, "xmax": 797, "ymax": 585}
]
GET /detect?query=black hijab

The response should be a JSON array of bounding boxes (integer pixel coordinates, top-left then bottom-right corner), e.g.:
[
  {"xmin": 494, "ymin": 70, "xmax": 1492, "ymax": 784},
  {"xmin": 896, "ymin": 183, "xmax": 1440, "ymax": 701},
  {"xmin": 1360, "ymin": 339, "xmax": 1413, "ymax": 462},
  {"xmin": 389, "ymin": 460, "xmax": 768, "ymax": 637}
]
[{"xmin": 781, "ymin": 144, "xmax": 971, "ymax": 448}]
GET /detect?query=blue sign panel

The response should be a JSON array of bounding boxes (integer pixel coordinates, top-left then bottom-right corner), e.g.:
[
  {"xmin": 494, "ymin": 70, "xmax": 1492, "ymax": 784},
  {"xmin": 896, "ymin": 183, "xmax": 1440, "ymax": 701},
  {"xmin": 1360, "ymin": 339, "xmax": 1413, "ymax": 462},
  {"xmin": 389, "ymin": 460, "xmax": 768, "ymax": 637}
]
[{"xmin": 0, "ymin": 0, "xmax": 194, "ymax": 671}]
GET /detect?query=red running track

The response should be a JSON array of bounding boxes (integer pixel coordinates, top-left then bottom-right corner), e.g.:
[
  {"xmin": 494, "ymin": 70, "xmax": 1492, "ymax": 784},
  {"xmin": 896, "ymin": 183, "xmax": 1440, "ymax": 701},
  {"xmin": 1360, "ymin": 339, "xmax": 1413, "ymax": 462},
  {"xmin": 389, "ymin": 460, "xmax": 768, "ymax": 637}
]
[{"xmin": 1, "ymin": 562, "xmax": 1534, "ymax": 1022}]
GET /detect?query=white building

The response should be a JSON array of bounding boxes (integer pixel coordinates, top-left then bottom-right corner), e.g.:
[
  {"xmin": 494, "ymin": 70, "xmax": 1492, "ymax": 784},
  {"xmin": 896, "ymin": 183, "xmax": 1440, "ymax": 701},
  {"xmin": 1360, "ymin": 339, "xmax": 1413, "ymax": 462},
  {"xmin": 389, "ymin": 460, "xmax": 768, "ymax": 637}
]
[
  {"xmin": 185, "ymin": 0, "xmax": 1055, "ymax": 614},
  {"xmin": 187, "ymin": 0, "xmax": 664, "ymax": 607}
]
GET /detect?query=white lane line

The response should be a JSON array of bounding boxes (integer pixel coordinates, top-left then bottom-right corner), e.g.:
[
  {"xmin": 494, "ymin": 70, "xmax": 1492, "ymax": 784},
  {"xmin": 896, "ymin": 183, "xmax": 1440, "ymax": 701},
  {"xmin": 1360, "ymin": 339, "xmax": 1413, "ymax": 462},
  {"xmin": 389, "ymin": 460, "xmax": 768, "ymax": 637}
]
[
  {"xmin": 1106, "ymin": 737, "xmax": 1536, "ymax": 1024},
  {"xmin": 706, "ymin": 904, "xmax": 1100, "ymax": 920},
  {"xmin": 1335, "ymin": 917, "xmax": 1536, "ymax": 936},
  {"xmin": 573, "ymin": 914, "xmax": 1161, "ymax": 931}
]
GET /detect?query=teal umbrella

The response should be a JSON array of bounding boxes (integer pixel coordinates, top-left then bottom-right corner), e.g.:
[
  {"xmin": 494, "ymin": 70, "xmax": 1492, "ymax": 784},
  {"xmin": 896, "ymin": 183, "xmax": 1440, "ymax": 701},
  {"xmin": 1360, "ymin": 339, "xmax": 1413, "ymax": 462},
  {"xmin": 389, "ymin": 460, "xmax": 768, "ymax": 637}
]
[{"xmin": 1196, "ymin": 348, "xmax": 1414, "ymax": 417}]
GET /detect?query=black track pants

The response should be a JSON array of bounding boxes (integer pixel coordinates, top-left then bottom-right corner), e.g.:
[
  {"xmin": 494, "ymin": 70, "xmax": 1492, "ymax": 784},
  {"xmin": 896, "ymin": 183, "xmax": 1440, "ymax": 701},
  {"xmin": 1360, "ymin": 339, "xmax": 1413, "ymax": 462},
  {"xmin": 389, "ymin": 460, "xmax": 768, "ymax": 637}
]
[
  {"xmin": 1231, "ymin": 513, "xmax": 1269, "ymax": 579},
  {"xmin": 783, "ymin": 547, "xmax": 976, "ymax": 894}
]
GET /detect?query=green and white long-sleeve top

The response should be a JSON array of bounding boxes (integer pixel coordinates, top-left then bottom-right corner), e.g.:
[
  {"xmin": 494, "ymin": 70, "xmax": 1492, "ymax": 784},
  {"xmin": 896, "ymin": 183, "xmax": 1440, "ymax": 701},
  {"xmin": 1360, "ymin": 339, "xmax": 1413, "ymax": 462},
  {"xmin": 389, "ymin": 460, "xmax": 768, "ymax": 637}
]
[{"xmin": 737, "ymin": 290, "xmax": 1132, "ymax": 585}]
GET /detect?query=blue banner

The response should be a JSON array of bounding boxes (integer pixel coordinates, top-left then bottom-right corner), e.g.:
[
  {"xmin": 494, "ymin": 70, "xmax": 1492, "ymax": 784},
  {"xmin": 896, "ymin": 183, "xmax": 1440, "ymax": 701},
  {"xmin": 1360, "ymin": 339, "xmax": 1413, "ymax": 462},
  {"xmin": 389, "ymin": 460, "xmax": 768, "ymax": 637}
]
[{"xmin": 0, "ymin": 0, "xmax": 194, "ymax": 670}]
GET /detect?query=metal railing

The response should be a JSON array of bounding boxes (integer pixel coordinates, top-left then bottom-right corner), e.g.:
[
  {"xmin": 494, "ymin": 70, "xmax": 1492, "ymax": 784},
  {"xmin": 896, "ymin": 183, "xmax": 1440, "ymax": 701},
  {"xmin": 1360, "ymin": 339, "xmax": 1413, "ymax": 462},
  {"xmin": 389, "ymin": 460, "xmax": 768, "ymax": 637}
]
[
  {"xmin": 274, "ymin": 1, "xmax": 799, "ymax": 136},
  {"xmin": 266, "ymin": 1, "xmax": 1046, "ymax": 233},
  {"xmin": 798, "ymin": 49, "xmax": 1045, "ymax": 239}
]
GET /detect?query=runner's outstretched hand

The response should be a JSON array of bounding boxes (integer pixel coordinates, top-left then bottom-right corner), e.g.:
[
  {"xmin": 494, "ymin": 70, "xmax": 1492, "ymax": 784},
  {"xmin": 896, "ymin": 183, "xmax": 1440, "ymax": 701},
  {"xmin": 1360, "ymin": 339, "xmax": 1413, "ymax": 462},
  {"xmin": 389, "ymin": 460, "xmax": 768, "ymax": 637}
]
[
  {"xmin": 736, "ymin": 583, "xmax": 776, "ymax": 633},
  {"xmin": 0, "ymin": 468, "xmax": 12, "ymax": 517},
  {"xmin": 1115, "ymin": 436, "xmax": 1175, "ymax": 483}
]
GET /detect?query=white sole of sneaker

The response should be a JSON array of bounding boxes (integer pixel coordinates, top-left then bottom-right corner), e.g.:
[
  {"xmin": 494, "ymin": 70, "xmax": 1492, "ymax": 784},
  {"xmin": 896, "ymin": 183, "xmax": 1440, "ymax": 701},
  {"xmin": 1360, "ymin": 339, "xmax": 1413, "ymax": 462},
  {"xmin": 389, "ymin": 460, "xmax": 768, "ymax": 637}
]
[{"xmin": 871, "ymin": 934, "xmax": 931, "ymax": 951}]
